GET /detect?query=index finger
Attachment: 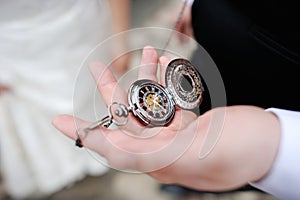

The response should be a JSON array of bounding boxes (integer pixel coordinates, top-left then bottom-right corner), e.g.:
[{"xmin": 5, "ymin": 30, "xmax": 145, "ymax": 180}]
[
  {"xmin": 89, "ymin": 61, "xmax": 127, "ymax": 105},
  {"xmin": 138, "ymin": 46, "xmax": 159, "ymax": 81}
]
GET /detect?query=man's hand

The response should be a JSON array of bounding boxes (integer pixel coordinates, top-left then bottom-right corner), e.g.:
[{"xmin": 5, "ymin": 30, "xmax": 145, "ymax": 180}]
[{"xmin": 53, "ymin": 46, "xmax": 281, "ymax": 192}]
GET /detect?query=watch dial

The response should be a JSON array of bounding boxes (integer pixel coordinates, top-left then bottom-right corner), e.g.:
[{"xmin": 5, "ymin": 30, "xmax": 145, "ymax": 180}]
[
  {"xmin": 138, "ymin": 83, "xmax": 171, "ymax": 120},
  {"xmin": 128, "ymin": 80, "xmax": 175, "ymax": 126}
]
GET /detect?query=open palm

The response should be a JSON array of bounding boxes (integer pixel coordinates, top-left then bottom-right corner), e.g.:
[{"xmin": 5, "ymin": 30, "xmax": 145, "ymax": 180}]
[{"xmin": 53, "ymin": 46, "xmax": 280, "ymax": 192}]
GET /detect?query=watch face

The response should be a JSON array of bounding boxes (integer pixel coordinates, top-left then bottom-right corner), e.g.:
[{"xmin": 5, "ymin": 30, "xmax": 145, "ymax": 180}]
[
  {"xmin": 128, "ymin": 80, "xmax": 175, "ymax": 126},
  {"xmin": 127, "ymin": 58, "xmax": 202, "ymax": 127}
]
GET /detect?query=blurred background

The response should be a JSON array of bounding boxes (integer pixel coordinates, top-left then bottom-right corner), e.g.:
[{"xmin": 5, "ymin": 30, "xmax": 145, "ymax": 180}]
[{"xmin": 0, "ymin": 0, "xmax": 278, "ymax": 199}]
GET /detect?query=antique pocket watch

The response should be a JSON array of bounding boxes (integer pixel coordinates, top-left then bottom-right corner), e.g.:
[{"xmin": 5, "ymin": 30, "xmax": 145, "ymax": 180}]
[
  {"xmin": 127, "ymin": 58, "xmax": 203, "ymax": 126},
  {"xmin": 76, "ymin": 58, "xmax": 203, "ymax": 147}
]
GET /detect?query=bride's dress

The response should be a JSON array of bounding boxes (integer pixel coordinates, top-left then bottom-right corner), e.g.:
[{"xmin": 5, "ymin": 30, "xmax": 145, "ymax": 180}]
[{"xmin": 0, "ymin": 0, "xmax": 112, "ymax": 198}]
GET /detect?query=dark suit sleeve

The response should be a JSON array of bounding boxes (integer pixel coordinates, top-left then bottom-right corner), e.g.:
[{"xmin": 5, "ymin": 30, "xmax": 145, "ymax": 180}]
[{"xmin": 191, "ymin": 0, "xmax": 300, "ymax": 111}]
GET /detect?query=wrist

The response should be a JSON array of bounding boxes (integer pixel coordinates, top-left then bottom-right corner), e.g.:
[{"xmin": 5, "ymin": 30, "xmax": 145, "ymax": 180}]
[
  {"xmin": 250, "ymin": 110, "xmax": 281, "ymax": 183},
  {"xmin": 249, "ymin": 108, "xmax": 300, "ymax": 199}
]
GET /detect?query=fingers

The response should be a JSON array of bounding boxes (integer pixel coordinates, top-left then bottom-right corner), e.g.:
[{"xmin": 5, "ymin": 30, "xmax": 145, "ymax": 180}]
[
  {"xmin": 52, "ymin": 115, "xmax": 139, "ymax": 170},
  {"xmin": 52, "ymin": 114, "xmax": 162, "ymax": 171},
  {"xmin": 158, "ymin": 56, "xmax": 171, "ymax": 86},
  {"xmin": 110, "ymin": 53, "xmax": 130, "ymax": 76},
  {"xmin": 88, "ymin": 53, "xmax": 146, "ymax": 133},
  {"xmin": 88, "ymin": 46, "xmax": 169, "ymax": 105},
  {"xmin": 138, "ymin": 46, "xmax": 159, "ymax": 81},
  {"xmin": 52, "ymin": 114, "xmax": 112, "ymax": 154},
  {"xmin": 52, "ymin": 115, "xmax": 77, "ymax": 140},
  {"xmin": 89, "ymin": 61, "xmax": 127, "ymax": 105}
]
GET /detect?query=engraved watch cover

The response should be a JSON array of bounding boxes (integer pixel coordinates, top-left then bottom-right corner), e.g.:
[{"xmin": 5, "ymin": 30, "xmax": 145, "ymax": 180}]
[{"xmin": 165, "ymin": 58, "xmax": 203, "ymax": 110}]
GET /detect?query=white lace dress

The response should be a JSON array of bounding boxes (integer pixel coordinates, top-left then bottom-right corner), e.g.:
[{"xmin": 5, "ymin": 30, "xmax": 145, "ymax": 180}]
[{"xmin": 0, "ymin": 0, "xmax": 112, "ymax": 198}]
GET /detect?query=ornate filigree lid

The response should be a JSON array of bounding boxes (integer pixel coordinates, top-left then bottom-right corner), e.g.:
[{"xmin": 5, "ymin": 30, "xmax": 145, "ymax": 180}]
[{"xmin": 165, "ymin": 58, "xmax": 203, "ymax": 110}]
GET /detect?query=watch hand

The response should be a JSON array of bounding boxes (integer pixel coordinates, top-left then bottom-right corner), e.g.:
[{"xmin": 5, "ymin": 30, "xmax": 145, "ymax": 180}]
[
  {"xmin": 153, "ymin": 95, "xmax": 164, "ymax": 109},
  {"xmin": 153, "ymin": 100, "xmax": 164, "ymax": 110}
]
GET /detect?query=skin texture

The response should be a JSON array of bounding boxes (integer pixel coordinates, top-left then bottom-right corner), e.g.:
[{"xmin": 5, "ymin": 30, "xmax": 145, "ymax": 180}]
[{"xmin": 53, "ymin": 46, "xmax": 281, "ymax": 192}]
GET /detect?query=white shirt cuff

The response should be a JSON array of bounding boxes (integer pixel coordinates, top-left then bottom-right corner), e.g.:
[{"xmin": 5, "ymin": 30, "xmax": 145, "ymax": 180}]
[
  {"xmin": 250, "ymin": 108, "xmax": 300, "ymax": 200},
  {"xmin": 183, "ymin": 0, "xmax": 194, "ymax": 6}
]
